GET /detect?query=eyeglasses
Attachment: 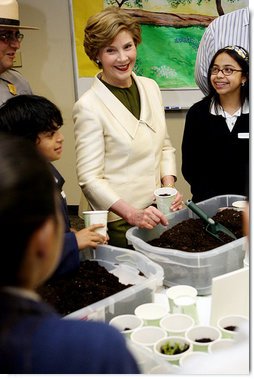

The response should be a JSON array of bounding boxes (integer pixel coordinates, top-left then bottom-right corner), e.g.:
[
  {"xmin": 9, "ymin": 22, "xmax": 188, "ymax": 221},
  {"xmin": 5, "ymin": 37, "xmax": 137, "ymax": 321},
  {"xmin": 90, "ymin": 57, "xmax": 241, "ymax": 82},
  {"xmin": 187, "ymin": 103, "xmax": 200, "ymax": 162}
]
[
  {"xmin": 211, "ymin": 67, "xmax": 243, "ymax": 76},
  {"xmin": 0, "ymin": 31, "xmax": 24, "ymax": 43}
]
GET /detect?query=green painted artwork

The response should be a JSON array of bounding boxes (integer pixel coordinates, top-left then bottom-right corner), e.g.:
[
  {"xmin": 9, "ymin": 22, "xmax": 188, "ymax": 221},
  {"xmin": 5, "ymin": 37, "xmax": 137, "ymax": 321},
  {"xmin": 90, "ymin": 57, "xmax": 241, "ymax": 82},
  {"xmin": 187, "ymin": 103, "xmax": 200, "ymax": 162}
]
[
  {"xmin": 135, "ymin": 24, "xmax": 205, "ymax": 88},
  {"xmin": 72, "ymin": 0, "xmax": 248, "ymax": 91}
]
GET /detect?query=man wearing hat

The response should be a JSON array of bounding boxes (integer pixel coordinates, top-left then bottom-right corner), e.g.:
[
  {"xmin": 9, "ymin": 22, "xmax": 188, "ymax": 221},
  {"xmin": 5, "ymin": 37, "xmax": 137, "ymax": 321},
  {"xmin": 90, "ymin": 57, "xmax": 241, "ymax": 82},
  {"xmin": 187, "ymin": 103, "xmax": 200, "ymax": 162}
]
[{"xmin": 0, "ymin": 0, "xmax": 38, "ymax": 105}]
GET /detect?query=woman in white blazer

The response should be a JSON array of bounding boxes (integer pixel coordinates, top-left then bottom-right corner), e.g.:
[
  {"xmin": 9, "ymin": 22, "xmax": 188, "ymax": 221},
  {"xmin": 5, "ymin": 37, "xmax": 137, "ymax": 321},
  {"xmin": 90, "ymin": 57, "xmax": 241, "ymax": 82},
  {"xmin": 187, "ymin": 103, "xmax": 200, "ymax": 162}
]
[{"xmin": 73, "ymin": 6, "xmax": 183, "ymax": 248}]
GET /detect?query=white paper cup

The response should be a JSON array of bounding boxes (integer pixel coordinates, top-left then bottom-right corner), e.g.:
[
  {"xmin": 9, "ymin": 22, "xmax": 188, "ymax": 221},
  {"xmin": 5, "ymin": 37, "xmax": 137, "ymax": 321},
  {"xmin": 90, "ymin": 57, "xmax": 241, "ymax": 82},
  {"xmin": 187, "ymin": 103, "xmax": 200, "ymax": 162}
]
[
  {"xmin": 83, "ymin": 210, "xmax": 108, "ymax": 236},
  {"xmin": 154, "ymin": 187, "xmax": 177, "ymax": 217},
  {"xmin": 109, "ymin": 314, "xmax": 143, "ymax": 337},
  {"xmin": 160, "ymin": 314, "xmax": 195, "ymax": 337},
  {"xmin": 134, "ymin": 303, "xmax": 168, "ymax": 326},
  {"xmin": 166, "ymin": 285, "xmax": 198, "ymax": 313},
  {"xmin": 173, "ymin": 295, "xmax": 199, "ymax": 324},
  {"xmin": 130, "ymin": 326, "xmax": 167, "ymax": 349},
  {"xmin": 217, "ymin": 314, "xmax": 249, "ymax": 339},
  {"xmin": 153, "ymin": 336, "xmax": 192, "ymax": 365},
  {"xmin": 208, "ymin": 338, "xmax": 235, "ymax": 353},
  {"xmin": 232, "ymin": 200, "xmax": 248, "ymax": 211},
  {"xmin": 179, "ymin": 351, "xmax": 208, "ymax": 367},
  {"xmin": 185, "ymin": 325, "xmax": 221, "ymax": 352},
  {"xmin": 149, "ymin": 363, "xmax": 180, "ymax": 374}
]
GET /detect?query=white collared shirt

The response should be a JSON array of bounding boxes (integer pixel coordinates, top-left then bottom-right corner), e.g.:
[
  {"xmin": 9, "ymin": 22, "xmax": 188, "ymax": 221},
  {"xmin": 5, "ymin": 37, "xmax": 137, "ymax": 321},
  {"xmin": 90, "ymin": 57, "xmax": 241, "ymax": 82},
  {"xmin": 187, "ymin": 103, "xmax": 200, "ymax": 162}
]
[
  {"xmin": 210, "ymin": 99, "xmax": 249, "ymax": 132},
  {"xmin": 1, "ymin": 286, "xmax": 41, "ymax": 301}
]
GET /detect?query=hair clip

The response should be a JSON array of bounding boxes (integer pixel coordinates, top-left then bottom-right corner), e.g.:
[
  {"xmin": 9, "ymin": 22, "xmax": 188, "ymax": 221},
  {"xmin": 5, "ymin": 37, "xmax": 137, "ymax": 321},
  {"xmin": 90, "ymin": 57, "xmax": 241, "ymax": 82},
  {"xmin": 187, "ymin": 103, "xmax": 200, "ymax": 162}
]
[{"xmin": 224, "ymin": 46, "xmax": 249, "ymax": 62}]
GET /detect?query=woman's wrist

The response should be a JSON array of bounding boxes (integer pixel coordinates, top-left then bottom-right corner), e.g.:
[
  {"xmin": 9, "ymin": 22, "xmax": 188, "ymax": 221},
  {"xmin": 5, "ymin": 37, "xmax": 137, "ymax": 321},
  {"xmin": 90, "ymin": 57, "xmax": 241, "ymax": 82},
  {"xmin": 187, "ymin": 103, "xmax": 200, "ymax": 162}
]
[
  {"xmin": 110, "ymin": 199, "xmax": 137, "ymax": 224},
  {"xmin": 161, "ymin": 175, "xmax": 176, "ymax": 188}
]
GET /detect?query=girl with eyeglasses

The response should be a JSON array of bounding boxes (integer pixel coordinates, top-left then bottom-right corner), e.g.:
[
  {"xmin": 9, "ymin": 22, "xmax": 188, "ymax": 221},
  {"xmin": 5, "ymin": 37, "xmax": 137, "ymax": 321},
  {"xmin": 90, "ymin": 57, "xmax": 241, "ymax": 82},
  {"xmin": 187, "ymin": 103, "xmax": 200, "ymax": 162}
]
[{"xmin": 182, "ymin": 45, "xmax": 249, "ymax": 203}]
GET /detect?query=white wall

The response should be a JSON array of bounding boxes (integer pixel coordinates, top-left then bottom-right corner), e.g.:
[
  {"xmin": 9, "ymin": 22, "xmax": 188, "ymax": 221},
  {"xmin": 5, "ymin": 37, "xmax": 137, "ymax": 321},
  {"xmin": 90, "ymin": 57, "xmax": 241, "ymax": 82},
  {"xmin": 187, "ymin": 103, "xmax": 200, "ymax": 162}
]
[
  {"xmin": 166, "ymin": 110, "xmax": 192, "ymax": 201},
  {"xmin": 17, "ymin": 0, "xmax": 192, "ymax": 205}
]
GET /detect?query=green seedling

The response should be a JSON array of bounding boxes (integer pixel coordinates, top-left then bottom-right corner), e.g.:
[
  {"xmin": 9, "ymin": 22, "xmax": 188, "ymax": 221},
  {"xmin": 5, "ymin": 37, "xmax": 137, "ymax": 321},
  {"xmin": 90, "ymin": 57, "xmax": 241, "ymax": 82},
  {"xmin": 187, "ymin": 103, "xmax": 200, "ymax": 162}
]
[{"xmin": 160, "ymin": 342, "xmax": 189, "ymax": 355}]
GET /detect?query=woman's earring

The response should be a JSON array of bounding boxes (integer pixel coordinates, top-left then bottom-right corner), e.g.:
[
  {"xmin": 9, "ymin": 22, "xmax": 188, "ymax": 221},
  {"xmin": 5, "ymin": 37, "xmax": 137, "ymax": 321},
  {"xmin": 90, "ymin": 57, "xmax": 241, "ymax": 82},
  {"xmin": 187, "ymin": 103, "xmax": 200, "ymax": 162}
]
[
  {"xmin": 96, "ymin": 59, "xmax": 100, "ymax": 64},
  {"xmin": 242, "ymin": 82, "xmax": 246, "ymax": 86}
]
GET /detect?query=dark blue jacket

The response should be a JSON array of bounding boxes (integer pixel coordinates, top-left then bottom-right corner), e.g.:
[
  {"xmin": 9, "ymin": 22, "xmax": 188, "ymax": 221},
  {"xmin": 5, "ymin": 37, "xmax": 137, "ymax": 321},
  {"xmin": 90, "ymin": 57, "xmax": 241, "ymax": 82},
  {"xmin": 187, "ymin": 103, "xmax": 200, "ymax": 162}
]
[
  {"xmin": 0, "ymin": 292, "xmax": 140, "ymax": 374},
  {"xmin": 50, "ymin": 164, "xmax": 80, "ymax": 278}
]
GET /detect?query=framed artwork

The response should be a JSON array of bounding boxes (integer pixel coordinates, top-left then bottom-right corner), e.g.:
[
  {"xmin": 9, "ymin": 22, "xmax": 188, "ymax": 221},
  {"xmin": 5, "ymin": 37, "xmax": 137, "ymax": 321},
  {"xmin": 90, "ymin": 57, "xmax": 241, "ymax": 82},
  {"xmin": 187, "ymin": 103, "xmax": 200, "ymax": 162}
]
[{"xmin": 70, "ymin": 0, "xmax": 248, "ymax": 106}]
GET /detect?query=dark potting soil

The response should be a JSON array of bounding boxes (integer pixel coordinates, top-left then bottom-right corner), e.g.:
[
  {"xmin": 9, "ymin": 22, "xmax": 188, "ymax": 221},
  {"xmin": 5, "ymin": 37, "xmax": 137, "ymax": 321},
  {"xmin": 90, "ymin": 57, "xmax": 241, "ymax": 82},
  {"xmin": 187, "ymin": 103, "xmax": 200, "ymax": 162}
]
[
  {"xmin": 149, "ymin": 209, "xmax": 244, "ymax": 252},
  {"xmin": 195, "ymin": 338, "xmax": 214, "ymax": 343},
  {"xmin": 37, "ymin": 260, "xmax": 131, "ymax": 316},
  {"xmin": 224, "ymin": 325, "xmax": 238, "ymax": 331}
]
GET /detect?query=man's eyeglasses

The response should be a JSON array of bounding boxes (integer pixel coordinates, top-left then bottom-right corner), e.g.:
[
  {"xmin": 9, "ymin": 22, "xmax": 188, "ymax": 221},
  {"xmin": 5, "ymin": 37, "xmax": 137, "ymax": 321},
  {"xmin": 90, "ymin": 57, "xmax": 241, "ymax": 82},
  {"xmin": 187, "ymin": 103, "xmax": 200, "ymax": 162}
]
[
  {"xmin": 211, "ymin": 67, "xmax": 243, "ymax": 76},
  {"xmin": 0, "ymin": 31, "xmax": 24, "ymax": 43}
]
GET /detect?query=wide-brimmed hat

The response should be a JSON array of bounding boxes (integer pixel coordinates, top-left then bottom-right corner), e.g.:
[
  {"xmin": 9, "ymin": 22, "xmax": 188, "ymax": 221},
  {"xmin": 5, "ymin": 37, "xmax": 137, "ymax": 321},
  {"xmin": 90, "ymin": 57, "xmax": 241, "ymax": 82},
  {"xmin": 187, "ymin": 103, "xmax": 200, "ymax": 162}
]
[{"xmin": 0, "ymin": 0, "xmax": 38, "ymax": 29}]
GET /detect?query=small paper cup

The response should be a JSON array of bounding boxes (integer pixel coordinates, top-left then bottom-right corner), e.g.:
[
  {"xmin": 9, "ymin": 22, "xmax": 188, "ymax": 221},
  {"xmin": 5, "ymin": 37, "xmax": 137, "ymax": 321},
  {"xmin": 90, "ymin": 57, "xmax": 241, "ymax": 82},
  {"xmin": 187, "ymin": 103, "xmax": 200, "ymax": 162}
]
[
  {"xmin": 149, "ymin": 363, "xmax": 180, "ymax": 374},
  {"xmin": 83, "ymin": 210, "xmax": 108, "ymax": 236},
  {"xmin": 153, "ymin": 336, "xmax": 192, "ymax": 365},
  {"xmin": 109, "ymin": 314, "xmax": 143, "ymax": 337},
  {"xmin": 208, "ymin": 338, "xmax": 235, "ymax": 353},
  {"xmin": 173, "ymin": 296, "xmax": 199, "ymax": 324},
  {"xmin": 185, "ymin": 325, "xmax": 221, "ymax": 352},
  {"xmin": 160, "ymin": 314, "xmax": 195, "ymax": 336},
  {"xmin": 179, "ymin": 351, "xmax": 208, "ymax": 367},
  {"xmin": 154, "ymin": 187, "xmax": 177, "ymax": 217},
  {"xmin": 130, "ymin": 326, "xmax": 167, "ymax": 349},
  {"xmin": 166, "ymin": 285, "xmax": 198, "ymax": 313},
  {"xmin": 232, "ymin": 200, "xmax": 248, "ymax": 211},
  {"xmin": 134, "ymin": 303, "xmax": 168, "ymax": 326},
  {"xmin": 217, "ymin": 314, "xmax": 249, "ymax": 339}
]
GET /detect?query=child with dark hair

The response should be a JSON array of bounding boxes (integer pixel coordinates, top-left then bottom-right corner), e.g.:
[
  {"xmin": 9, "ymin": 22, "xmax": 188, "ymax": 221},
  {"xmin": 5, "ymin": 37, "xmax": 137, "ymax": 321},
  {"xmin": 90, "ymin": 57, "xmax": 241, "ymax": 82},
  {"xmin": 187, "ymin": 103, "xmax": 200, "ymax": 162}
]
[
  {"xmin": 182, "ymin": 46, "xmax": 249, "ymax": 203},
  {"xmin": 0, "ymin": 133, "xmax": 139, "ymax": 373},
  {"xmin": 0, "ymin": 94, "xmax": 108, "ymax": 278}
]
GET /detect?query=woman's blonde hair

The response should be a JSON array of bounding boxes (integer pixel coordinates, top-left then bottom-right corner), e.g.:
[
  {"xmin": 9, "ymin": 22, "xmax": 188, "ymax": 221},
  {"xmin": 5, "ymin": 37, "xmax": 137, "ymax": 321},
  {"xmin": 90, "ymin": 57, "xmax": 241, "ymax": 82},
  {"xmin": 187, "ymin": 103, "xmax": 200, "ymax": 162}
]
[{"xmin": 84, "ymin": 7, "xmax": 141, "ymax": 68}]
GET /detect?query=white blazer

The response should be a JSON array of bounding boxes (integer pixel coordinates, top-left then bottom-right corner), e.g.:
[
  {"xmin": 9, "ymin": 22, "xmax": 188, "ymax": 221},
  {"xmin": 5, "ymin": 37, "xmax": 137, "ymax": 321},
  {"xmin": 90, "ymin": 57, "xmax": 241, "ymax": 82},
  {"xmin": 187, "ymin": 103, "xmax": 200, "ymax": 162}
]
[{"xmin": 73, "ymin": 72, "xmax": 177, "ymax": 222}]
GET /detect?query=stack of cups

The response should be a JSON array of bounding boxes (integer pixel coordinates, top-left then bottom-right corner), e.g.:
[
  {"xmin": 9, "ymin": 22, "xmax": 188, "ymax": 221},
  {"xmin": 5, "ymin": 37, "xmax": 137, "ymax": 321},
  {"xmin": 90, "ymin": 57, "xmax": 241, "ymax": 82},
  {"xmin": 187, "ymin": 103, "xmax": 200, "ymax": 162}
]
[
  {"xmin": 83, "ymin": 210, "xmax": 108, "ymax": 237},
  {"xmin": 134, "ymin": 303, "xmax": 169, "ymax": 326},
  {"xmin": 166, "ymin": 285, "xmax": 199, "ymax": 324}
]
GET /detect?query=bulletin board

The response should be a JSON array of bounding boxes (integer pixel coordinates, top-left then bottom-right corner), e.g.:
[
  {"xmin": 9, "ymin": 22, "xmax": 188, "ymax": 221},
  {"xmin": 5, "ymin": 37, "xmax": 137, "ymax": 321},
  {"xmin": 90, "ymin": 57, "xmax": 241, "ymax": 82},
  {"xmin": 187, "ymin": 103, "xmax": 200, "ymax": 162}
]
[{"xmin": 69, "ymin": 0, "xmax": 248, "ymax": 109}]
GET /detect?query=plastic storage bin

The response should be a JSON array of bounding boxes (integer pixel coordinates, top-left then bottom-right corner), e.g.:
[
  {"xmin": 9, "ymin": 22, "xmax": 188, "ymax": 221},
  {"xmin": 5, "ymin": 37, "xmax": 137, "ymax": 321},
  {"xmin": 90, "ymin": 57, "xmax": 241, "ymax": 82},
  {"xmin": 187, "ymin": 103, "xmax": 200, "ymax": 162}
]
[
  {"xmin": 64, "ymin": 244, "xmax": 164, "ymax": 322},
  {"xmin": 126, "ymin": 195, "xmax": 246, "ymax": 295}
]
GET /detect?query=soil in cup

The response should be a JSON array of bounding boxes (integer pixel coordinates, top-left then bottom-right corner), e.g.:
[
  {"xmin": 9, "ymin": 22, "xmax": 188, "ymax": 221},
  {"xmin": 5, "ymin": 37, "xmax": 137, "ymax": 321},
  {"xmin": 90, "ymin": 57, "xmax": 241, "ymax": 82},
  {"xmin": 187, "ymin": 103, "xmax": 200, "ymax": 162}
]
[
  {"xmin": 195, "ymin": 338, "xmax": 214, "ymax": 343},
  {"xmin": 224, "ymin": 325, "xmax": 238, "ymax": 331}
]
